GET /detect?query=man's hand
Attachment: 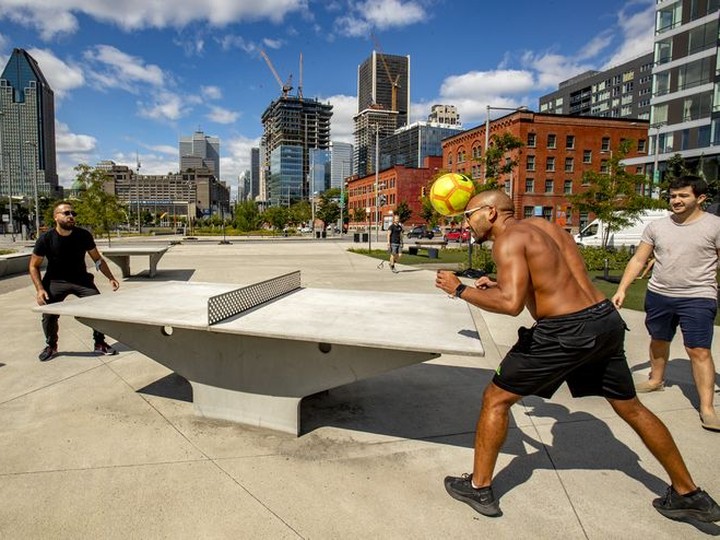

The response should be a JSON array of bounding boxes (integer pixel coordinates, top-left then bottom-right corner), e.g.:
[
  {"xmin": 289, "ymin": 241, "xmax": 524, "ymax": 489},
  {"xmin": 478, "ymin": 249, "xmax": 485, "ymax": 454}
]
[
  {"xmin": 435, "ymin": 270, "xmax": 461, "ymax": 295},
  {"xmin": 475, "ymin": 276, "xmax": 497, "ymax": 289},
  {"xmin": 611, "ymin": 291, "xmax": 625, "ymax": 309},
  {"xmin": 36, "ymin": 289, "xmax": 49, "ymax": 305},
  {"xmin": 110, "ymin": 278, "xmax": 120, "ymax": 291}
]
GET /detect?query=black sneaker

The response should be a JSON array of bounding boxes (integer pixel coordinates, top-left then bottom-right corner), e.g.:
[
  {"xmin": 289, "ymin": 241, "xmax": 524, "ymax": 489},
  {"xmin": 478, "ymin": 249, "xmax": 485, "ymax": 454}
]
[
  {"xmin": 444, "ymin": 474, "xmax": 502, "ymax": 517},
  {"xmin": 653, "ymin": 486, "xmax": 720, "ymax": 522},
  {"xmin": 38, "ymin": 346, "xmax": 58, "ymax": 362},
  {"xmin": 94, "ymin": 342, "xmax": 118, "ymax": 356}
]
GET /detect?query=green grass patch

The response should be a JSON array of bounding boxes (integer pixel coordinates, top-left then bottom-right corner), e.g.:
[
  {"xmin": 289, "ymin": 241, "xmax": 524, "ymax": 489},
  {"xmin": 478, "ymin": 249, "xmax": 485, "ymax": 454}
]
[
  {"xmin": 0, "ymin": 249, "xmax": 17, "ymax": 255},
  {"xmin": 348, "ymin": 247, "xmax": 470, "ymax": 265}
]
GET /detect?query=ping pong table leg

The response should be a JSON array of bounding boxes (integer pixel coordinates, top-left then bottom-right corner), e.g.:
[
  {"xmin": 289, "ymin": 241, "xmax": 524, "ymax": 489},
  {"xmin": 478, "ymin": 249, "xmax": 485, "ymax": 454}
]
[{"xmin": 106, "ymin": 255, "xmax": 131, "ymax": 278}]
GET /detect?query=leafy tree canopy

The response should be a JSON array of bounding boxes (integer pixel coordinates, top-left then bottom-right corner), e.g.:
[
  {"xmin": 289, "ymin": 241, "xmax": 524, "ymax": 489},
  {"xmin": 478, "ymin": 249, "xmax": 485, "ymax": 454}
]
[{"xmin": 71, "ymin": 164, "xmax": 126, "ymax": 244}]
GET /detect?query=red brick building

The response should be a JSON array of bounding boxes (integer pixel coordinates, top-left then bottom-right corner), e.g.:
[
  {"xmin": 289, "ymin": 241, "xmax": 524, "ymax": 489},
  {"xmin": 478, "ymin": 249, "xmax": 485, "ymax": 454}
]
[
  {"xmin": 347, "ymin": 156, "xmax": 442, "ymax": 230},
  {"xmin": 441, "ymin": 111, "xmax": 649, "ymax": 232}
]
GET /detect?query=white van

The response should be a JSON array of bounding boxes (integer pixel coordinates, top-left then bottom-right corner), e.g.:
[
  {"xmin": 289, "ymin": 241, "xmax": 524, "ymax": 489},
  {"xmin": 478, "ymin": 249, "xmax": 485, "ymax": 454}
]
[{"xmin": 574, "ymin": 210, "xmax": 669, "ymax": 248}]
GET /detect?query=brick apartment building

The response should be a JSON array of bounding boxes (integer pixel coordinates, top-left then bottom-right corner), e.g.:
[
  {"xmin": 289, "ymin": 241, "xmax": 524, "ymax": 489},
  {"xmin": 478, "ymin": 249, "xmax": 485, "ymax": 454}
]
[
  {"xmin": 441, "ymin": 110, "xmax": 649, "ymax": 232},
  {"xmin": 347, "ymin": 156, "xmax": 442, "ymax": 230}
]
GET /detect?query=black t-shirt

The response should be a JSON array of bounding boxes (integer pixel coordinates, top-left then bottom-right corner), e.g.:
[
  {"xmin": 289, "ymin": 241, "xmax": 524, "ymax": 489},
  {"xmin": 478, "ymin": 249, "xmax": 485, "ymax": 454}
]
[
  {"xmin": 389, "ymin": 223, "xmax": 403, "ymax": 244},
  {"xmin": 33, "ymin": 227, "xmax": 96, "ymax": 284}
]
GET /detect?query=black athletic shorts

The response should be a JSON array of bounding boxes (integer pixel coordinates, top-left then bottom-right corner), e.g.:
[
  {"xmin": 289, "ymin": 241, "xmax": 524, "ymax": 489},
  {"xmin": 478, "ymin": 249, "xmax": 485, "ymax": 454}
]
[{"xmin": 492, "ymin": 299, "xmax": 636, "ymax": 400}]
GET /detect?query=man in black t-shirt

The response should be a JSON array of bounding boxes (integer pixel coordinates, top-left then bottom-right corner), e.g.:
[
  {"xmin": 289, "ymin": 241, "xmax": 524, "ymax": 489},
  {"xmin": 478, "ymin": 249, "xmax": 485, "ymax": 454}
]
[
  {"xmin": 386, "ymin": 215, "xmax": 404, "ymax": 273},
  {"xmin": 29, "ymin": 201, "xmax": 120, "ymax": 361}
]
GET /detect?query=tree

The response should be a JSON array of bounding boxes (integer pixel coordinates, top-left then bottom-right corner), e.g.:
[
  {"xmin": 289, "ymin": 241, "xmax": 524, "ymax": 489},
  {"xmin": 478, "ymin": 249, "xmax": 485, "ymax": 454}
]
[
  {"xmin": 316, "ymin": 189, "xmax": 341, "ymax": 228},
  {"xmin": 352, "ymin": 207, "xmax": 366, "ymax": 224},
  {"xmin": 288, "ymin": 200, "xmax": 311, "ymax": 226},
  {"xmin": 71, "ymin": 164, "xmax": 126, "ymax": 245},
  {"xmin": 481, "ymin": 132, "xmax": 524, "ymax": 190},
  {"xmin": 568, "ymin": 140, "xmax": 664, "ymax": 249},
  {"xmin": 263, "ymin": 206, "xmax": 289, "ymax": 230},
  {"xmin": 395, "ymin": 201, "xmax": 412, "ymax": 223},
  {"xmin": 233, "ymin": 200, "xmax": 262, "ymax": 232}
]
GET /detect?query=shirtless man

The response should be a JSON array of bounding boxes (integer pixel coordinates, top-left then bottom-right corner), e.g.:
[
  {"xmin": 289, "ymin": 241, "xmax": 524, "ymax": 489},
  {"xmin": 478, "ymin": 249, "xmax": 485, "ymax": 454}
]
[{"xmin": 435, "ymin": 190, "xmax": 720, "ymax": 522}]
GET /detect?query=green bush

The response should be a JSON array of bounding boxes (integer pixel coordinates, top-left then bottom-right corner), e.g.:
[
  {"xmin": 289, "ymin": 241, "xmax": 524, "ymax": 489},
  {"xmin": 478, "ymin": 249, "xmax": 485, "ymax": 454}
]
[{"xmin": 578, "ymin": 246, "xmax": 634, "ymax": 271}]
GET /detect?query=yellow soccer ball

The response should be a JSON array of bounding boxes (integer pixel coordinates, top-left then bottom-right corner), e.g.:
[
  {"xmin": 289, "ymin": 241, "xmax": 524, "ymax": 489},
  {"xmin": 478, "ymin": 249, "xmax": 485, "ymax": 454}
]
[{"xmin": 429, "ymin": 173, "xmax": 474, "ymax": 216}]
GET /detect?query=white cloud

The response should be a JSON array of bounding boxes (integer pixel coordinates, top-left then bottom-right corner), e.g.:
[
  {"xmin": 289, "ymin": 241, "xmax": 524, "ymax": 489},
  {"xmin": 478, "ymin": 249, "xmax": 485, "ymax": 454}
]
[
  {"xmin": 138, "ymin": 91, "xmax": 189, "ymax": 122},
  {"xmin": 84, "ymin": 45, "xmax": 166, "ymax": 93},
  {"xmin": 335, "ymin": 0, "xmax": 427, "ymax": 37},
  {"xmin": 218, "ymin": 34, "xmax": 258, "ymax": 53},
  {"xmin": 520, "ymin": 51, "xmax": 595, "ymax": 89},
  {"xmin": 55, "ymin": 121, "xmax": 96, "ymax": 153},
  {"xmin": 263, "ymin": 37, "xmax": 284, "ymax": 49},
  {"xmin": 603, "ymin": 1, "xmax": 654, "ymax": 68},
  {"xmin": 220, "ymin": 135, "xmax": 262, "ymax": 187},
  {"xmin": 145, "ymin": 144, "xmax": 178, "ymax": 155},
  {"xmin": 0, "ymin": 0, "xmax": 310, "ymax": 38},
  {"xmin": 324, "ymin": 94, "xmax": 357, "ymax": 144},
  {"xmin": 206, "ymin": 105, "xmax": 239, "ymax": 124},
  {"xmin": 201, "ymin": 85, "xmax": 222, "ymax": 100},
  {"xmin": 112, "ymin": 151, "xmax": 179, "ymax": 176},
  {"xmin": 27, "ymin": 48, "xmax": 85, "ymax": 98}
]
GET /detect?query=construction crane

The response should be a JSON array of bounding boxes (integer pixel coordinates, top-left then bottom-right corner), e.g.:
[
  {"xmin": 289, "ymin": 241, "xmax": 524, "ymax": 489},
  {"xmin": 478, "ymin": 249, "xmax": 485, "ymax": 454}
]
[
  {"xmin": 260, "ymin": 49, "xmax": 293, "ymax": 98},
  {"xmin": 371, "ymin": 32, "xmax": 400, "ymax": 113}
]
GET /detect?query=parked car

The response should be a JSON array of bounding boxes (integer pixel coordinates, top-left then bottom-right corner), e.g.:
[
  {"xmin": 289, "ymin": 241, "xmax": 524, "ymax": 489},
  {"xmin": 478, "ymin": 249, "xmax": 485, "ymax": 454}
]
[
  {"xmin": 299, "ymin": 226, "xmax": 312, "ymax": 233},
  {"xmin": 443, "ymin": 228, "xmax": 471, "ymax": 242},
  {"xmin": 406, "ymin": 226, "xmax": 434, "ymax": 239}
]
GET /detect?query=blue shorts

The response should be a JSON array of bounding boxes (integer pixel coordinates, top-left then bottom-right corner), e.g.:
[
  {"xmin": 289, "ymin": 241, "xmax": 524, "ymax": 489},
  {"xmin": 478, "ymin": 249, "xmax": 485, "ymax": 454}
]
[
  {"xmin": 644, "ymin": 290, "xmax": 716, "ymax": 349},
  {"xmin": 389, "ymin": 243, "xmax": 402, "ymax": 255}
]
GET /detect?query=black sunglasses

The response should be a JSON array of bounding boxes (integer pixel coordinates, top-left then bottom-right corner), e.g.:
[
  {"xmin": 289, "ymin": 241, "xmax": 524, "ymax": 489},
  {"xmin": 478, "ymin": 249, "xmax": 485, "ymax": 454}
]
[{"xmin": 59, "ymin": 210, "xmax": 77, "ymax": 217}]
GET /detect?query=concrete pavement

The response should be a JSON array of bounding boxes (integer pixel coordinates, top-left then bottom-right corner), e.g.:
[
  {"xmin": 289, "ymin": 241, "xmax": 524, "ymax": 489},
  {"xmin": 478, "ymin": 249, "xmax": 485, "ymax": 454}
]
[{"xmin": 0, "ymin": 236, "xmax": 719, "ymax": 538}]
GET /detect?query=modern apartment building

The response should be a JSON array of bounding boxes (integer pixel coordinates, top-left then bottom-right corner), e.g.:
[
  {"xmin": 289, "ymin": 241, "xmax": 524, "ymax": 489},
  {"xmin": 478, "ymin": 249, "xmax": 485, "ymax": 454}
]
[
  {"xmin": 624, "ymin": 0, "xmax": 720, "ymax": 184},
  {"xmin": 353, "ymin": 107, "xmax": 398, "ymax": 177},
  {"xmin": 260, "ymin": 96, "xmax": 333, "ymax": 207},
  {"xmin": 539, "ymin": 53, "xmax": 654, "ymax": 120},
  {"xmin": 441, "ymin": 110, "xmax": 649, "ymax": 232},
  {"xmin": 179, "ymin": 131, "xmax": 220, "ymax": 177},
  {"xmin": 427, "ymin": 104, "xmax": 461, "ymax": 126},
  {"xmin": 329, "ymin": 141, "xmax": 353, "ymax": 191},
  {"xmin": 0, "ymin": 48, "xmax": 60, "ymax": 200},
  {"xmin": 250, "ymin": 147, "xmax": 260, "ymax": 200},
  {"xmin": 379, "ymin": 121, "xmax": 463, "ymax": 171}
]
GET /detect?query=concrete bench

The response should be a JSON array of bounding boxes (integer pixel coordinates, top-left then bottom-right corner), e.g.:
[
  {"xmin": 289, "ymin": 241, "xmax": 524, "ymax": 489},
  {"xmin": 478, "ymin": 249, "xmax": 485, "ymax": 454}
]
[
  {"xmin": 101, "ymin": 246, "xmax": 169, "ymax": 278},
  {"xmin": 407, "ymin": 241, "xmax": 447, "ymax": 259},
  {"xmin": 0, "ymin": 252, "xmax": 32, "ymax": 277}
]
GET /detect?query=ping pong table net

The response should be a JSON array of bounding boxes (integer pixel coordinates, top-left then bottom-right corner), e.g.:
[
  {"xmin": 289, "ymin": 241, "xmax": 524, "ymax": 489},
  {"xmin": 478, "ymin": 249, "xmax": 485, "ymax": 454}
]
[{"xmin": 207, "ymin": 271, "xmax": 302, "ymax": 325}]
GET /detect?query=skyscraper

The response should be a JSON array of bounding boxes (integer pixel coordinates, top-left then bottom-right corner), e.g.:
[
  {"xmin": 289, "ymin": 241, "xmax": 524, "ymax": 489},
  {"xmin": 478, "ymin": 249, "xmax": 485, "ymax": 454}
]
[
  {"xmin": 261, "ymin": 96, "xmax": 332, "ymax": 207},
  {"xmin": 357, "ymin": 51, "xmax": 410, "ymax": 127},
  {"xmin": 329, "ymin": 141, "xmax": 353, "ymax": 190},
  {"xmin": 250, "ymin": 147, "xmax": 260, "ymax": 200},
  {"xmin": 179, "ymin": 130, "xmax": 220, "ymax": 177},
  {"xmin": 0, "ymin": 48, "xmax": 59, "ymax": 199}
]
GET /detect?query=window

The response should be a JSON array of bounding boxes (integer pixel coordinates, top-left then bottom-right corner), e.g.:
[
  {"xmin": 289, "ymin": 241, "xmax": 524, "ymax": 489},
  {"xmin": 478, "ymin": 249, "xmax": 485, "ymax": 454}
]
[
  {"xmin": 566, "ymin": 135, "xmax": 575, "ymax": 149},
  {"xmin": 542, "ymin": 207, "xmax": 553, "ymax": 221},
  {"xmin": 547, "ymin": 134, "xmax": 557, "ymax": 149},
  {"xmin": 524, "ymin": 206, "xmax": 533, "ymax": 219},
  {"xmin": 638, "ymin": 139, "xmax": 647, "ymax": 152},
  {"xmin": 527, "ymin": 133, "xmax": 536, "ymax": 147},
  {"xmin": 526, "ymin": 155, "xmax": 536, "ymax": 171},
  {"xmin": 655, "ymin": 38, "xmax": 672, "ymax": 65},
  {"xmin": 682, "ymin": 93, "xmax": 712, "ymax": 121},
  {"xmin": 525, "ymin": 178, "xmax": 534, "ymax": 193},
  {"xmin": 546, "ymin": 157, "xmax": 555, "ymax": 171},
  {"xmin": 564, "ymin": 180, "xmax": 573, "ymax": 194},
  {"xmin": 565, "ymin": 157, "xmax": 574, "ymax": 172},
  {"xmin": 600, "ymin": 159, "xmax": 609, "ymax": 173},
  {"xmin": 601, "ymin": 137, "xmax": 610, "ymax": 151},
  {"xmin": 583, "ymin": 150, "xmax": 592, "ymax": 163},
  {"xmin": 545, "ymin": 180, "xmax": 554, "ymax": 193},
  {"xmin": 472, "ymin": 145, "xmax": 482, "ymax": 159}
]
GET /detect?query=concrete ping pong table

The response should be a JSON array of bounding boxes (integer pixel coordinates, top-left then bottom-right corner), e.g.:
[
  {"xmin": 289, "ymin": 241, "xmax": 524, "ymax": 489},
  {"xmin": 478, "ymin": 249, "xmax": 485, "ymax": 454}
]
[
  {"xmin": 101, "ymin": 245, "xmax": 170, "ymax": 278},
  {"xmin": 34, "ymin": 271, "xmax": 484, "ymax": 435}
]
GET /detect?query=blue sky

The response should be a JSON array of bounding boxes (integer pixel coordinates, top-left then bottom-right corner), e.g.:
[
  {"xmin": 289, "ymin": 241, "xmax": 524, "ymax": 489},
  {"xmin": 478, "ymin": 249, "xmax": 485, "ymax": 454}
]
[{"xmin": 0, "ymin": 0, "xmax": 655, "ymax": 196}]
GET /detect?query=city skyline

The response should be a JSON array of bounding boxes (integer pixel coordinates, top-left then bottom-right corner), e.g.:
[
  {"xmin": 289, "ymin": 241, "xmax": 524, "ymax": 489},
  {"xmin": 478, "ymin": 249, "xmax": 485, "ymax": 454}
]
[{"xmin": 0, "ymin": 0, "xmax": 654, "ymax": 197}]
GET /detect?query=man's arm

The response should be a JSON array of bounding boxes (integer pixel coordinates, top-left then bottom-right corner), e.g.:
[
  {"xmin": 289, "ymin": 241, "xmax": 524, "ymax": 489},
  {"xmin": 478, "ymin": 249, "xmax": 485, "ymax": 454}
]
[
  {"xmin": 436, "ymin": 233, "xmax": 529, "ymax": 315},
  {"xmin": 29, "ymin": 254, "xmax": 49, "ymax": 305},
  {"xmin": 611, "ymin": 241, "xmax": 653, "ymax": 308},
  {"xmin": 88, "ymin": 248, "xmax": 120, "ymax": 291}
]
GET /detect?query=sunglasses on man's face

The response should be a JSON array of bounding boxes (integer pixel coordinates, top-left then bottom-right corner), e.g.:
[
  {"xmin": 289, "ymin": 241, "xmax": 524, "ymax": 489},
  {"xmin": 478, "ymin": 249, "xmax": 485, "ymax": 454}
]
[
  {"xmin": 462, "ymin": 205, "xmax": 491, "ymax": 219},
  {"xmin": 59, "ymin": 210, "xmax": 77, "ymax": 217}
]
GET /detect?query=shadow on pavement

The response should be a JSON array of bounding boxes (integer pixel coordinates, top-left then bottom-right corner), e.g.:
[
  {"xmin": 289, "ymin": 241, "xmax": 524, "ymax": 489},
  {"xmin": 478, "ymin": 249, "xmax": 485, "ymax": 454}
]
[{"xmin": 123, "ymin": 269, "xmax": 195, "ymax": 282}]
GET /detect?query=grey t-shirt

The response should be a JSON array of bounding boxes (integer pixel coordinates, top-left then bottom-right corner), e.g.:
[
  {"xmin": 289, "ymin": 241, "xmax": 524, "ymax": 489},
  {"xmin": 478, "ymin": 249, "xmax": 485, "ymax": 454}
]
[{"xmin": 641, "ymin": 212, "xmax": 720, "ymax": 299}]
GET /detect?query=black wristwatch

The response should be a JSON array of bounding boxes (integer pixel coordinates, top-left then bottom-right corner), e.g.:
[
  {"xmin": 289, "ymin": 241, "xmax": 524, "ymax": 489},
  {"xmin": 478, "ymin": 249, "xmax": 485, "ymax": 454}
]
[{"xmin": 454, "ymin": 283, "xmax": 467, "ymax": 298}]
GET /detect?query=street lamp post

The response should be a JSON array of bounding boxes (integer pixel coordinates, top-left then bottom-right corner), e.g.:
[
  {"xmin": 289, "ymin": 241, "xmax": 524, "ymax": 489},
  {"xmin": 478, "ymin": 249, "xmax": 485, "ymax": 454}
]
[
  {"xmin": 24, "ymin": 141, "xmax": 41, "ymax": 237},
  {"xmin": 651, "ymin": 122, "xmax": 666, "ymax": 198}
]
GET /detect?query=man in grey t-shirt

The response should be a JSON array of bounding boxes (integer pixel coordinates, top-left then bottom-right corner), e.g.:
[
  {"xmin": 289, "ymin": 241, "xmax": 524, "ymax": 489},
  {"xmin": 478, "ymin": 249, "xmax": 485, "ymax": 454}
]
[{"xmin": 613, "ymin": 176, "xmax": 720, "ymax": 432}]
